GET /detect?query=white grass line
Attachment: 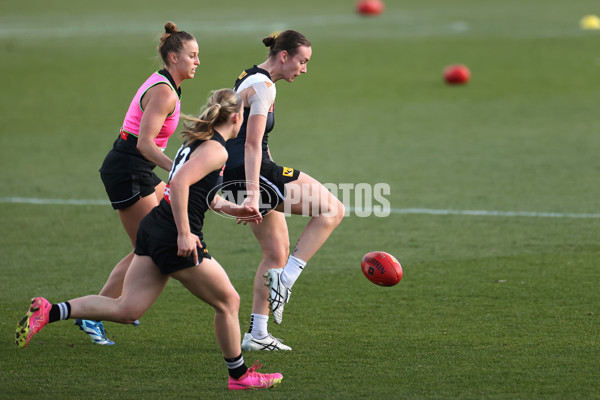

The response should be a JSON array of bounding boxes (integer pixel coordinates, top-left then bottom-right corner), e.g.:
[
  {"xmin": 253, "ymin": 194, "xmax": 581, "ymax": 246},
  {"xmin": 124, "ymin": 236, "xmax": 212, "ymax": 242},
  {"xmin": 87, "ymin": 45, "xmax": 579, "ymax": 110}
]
[
  {"xmin": 2, "ymin": 197, "xmax": 599, "ymax": 219},
  {"xmin": 348, "ymin": 206, "xmax": 600, "ymax": 219},
  {"xmin": 386, "ymin": 208, "xmax": 600, "ymax": 219},
  {"xmin": 0, "ymin": 197, "xmax": 108, "ymax": 206},
  {"xmin": 0, "ymin": 12, "xmax": 470, "ymax": 40}
]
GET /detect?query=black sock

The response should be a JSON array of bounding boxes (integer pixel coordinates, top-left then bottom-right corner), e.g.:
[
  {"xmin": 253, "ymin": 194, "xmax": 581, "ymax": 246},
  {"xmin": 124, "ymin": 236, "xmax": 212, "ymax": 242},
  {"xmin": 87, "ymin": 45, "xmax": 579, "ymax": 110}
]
[
  {"xmin": 48, "ymin": 302, "xmax": 71, "ymax": 323},
  {"xmin": 225, "ymin": 353, "xmax": 248, "ymax": 379}
]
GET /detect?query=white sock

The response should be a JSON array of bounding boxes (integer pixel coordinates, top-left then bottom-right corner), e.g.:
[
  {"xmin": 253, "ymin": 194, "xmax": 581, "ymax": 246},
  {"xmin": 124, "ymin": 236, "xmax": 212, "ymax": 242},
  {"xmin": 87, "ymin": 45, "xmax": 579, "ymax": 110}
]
[
  {"xmin": 249, "ymin": 313, "xmax": 269, "ymax": 339},
  {"xmin": 280, "ymin": 255, "xmax": 307, "ymax": 288}
]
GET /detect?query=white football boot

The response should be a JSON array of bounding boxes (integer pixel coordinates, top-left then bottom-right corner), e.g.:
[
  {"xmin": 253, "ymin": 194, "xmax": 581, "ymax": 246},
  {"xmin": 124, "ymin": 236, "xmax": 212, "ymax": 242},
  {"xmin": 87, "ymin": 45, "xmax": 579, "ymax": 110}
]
[
  {"xmin": 264, "ymin": 268, "xmax": 291, "ymax": 325},
  {"xmin": 241, "ymin": 332, "xmax": 292, "ymax": 351}
]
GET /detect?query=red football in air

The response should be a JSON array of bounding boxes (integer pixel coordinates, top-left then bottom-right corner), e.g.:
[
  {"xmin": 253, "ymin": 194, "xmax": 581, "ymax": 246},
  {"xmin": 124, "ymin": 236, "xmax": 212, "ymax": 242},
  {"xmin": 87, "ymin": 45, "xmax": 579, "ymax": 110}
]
[
  {"xmin": 356, "ymin": 0, "xmax": 385, "ymax": 16},
  {"xmin": 444, "ymin": 64, "xmax": 471, "ymax": 84},
  {"xmin": 361, "ymin": 251, "xmax": 403, "ymax": 287}
]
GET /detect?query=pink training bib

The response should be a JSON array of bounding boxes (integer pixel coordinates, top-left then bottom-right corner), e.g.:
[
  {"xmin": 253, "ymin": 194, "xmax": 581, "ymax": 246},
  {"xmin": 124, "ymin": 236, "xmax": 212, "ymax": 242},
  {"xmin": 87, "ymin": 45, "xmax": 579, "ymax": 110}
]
[{"xmin": 120, "ymin": 71, "xmax": 181, "ymax": 150}]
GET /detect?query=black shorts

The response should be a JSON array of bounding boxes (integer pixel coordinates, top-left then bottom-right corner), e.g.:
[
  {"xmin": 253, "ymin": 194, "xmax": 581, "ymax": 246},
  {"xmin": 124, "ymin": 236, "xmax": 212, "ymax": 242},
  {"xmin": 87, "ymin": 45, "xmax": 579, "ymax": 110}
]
[
  {"xmin": 222, "ymin": 160, "xmax": 301, "ymax": 215},
  {"xmin": 134, "ymin": 213, "xmax": 211, "ymax": 275},
  {"xmin": 100, "ymin": 149, "xmax": 162, "ymax": 210}
]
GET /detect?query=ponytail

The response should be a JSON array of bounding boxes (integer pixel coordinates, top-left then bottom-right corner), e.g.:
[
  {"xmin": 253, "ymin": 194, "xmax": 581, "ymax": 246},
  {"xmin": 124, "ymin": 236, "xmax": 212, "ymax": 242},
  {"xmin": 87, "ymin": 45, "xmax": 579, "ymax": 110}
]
[{"xmin": 180, "ymin": 89, "xmax": 242, "ymax": 144}]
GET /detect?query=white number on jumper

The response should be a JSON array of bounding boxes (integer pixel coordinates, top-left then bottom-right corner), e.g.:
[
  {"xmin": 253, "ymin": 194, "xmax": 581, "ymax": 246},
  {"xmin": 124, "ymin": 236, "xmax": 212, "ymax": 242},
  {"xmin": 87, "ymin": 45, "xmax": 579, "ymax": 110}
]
[{"xmin": 168, "ymin": 146, "xmax": 191, "ymax": 181}]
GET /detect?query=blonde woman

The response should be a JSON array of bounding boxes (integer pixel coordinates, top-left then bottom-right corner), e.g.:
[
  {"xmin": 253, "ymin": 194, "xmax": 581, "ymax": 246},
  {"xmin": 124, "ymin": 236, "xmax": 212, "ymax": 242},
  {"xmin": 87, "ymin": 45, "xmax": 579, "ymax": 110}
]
[{"xmin": 17, "ymin": 89, "xmax": 282, "ymax": 391}]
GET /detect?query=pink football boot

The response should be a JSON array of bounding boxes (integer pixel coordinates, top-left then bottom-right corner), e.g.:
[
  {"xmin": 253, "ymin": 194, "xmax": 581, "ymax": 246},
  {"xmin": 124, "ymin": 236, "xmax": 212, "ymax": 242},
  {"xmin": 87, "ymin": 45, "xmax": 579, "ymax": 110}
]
[
  {"xmin": 228, "ymin": 361, "xmax": 283, "ymax": 390},
  {"xmin": 16, "ymin": 297, "xmax": 51, "ymax": 349}
]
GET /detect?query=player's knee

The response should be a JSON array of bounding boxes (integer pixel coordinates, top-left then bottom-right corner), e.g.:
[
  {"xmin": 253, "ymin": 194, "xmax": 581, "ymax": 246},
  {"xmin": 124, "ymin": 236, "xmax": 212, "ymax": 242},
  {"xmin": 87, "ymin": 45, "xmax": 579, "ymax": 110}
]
[
  {"xmin": 333, "ymin": 200, "xmax": 345, "ymax": 225},
  {"xmin": 263, "ymin": 246, "xmax": 289, "ymax": 268},
  {"xmin": 322, "ymin": 198, "xmax": 345, "ymax": 227},
  {"xmin": 113, "ymin": 303, "xmax": 143, "ymax": 324},
  {"xmin": 215, "ymin": 289, "xmax": 240, "ymax": 316},
  {"xmin": 227, "ymin": 290, "xmax": 240, "ymax": 313}
]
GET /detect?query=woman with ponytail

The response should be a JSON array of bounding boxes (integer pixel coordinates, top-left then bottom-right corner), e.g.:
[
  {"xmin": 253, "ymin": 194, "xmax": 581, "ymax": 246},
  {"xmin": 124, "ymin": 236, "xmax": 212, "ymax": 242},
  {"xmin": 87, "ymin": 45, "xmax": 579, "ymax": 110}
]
[
  {"xmin": 76, "ymin": 22, "xmax": 200, "ymax": 345},
  {"xmin": 222, "ymin": 30, "xmax": 345, "ymax": 352},
  {"xmin": 17, "ymin": 89, "xmax": 283, "ymax": 391}
]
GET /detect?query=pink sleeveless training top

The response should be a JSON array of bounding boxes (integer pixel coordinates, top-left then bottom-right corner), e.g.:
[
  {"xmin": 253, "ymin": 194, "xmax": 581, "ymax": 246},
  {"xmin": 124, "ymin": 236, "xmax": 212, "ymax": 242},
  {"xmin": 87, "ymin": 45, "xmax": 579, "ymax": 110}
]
[{"xmin": 120, "ymin": 71, "xmax": 181, "ymax": 150}]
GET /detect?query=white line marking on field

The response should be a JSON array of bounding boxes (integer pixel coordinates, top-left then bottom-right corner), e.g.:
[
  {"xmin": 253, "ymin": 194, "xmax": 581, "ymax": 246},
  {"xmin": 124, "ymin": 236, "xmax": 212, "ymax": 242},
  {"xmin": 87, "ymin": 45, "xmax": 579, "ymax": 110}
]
[
  {"xmin": 0, "ymin": 12, "xmax": 472, "ymax": 40},
  {"xmin": 2, "ymin": 197, "xmax": 599, "ymax": 219},
  {"xmin": 0, "ymin": 197, "xmax": 108, "ymax": 206},
  {"xmin": 386, "ymin": 208, "xmax": 600, "ymax": 219}
]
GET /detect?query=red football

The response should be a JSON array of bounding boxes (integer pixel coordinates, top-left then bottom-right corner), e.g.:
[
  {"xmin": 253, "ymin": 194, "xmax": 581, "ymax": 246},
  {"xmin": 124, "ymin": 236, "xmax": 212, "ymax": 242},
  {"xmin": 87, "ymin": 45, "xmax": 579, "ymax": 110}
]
[
  {"xmin": 361, "ymin": 251, "xmax": 403, "ymax": 287},
  {"xmin": 356, "ymin": 0, "xmax": 385, "ymax": 16},
  {"xmin": 444, "ymin": 64, "xmax": 471, "ymax": 85}
]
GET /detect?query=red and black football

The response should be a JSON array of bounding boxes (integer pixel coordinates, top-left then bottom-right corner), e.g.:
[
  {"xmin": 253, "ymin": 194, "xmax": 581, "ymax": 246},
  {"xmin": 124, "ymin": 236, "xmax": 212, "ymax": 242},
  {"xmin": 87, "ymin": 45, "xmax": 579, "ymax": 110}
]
[{"xmin": 361, "ymin": 251, "xmax": 403, "ymax": 287}]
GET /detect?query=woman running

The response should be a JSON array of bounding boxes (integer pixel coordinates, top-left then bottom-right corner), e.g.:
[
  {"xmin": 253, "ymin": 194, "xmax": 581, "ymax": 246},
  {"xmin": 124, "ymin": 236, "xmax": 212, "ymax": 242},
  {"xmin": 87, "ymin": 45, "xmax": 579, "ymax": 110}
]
[
  {"xmin": 16, "ymin": 89, "xmax": 282, "ymax": 391},
  {"xmin": 77, "ymin": 22, "xmax": 199, "ymax": 345},
  {"xmin": 222, "ymin": 31, "xmax": 345, "ymax": 352}
]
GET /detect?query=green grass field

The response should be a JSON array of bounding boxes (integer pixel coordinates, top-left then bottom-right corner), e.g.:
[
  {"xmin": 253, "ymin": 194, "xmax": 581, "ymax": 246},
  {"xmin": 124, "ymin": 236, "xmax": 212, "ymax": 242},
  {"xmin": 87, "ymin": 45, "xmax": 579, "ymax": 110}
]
[{"xmin": 1, "ymin": 0, "xmax": 599, "ymax": 398}]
